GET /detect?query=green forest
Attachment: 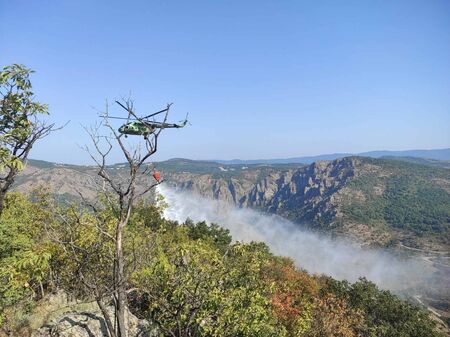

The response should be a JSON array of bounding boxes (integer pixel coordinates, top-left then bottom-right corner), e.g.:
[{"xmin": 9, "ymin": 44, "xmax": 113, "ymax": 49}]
[{"xmin": 342, "ymin": 158, "xmax": 450, "ymax": 237}]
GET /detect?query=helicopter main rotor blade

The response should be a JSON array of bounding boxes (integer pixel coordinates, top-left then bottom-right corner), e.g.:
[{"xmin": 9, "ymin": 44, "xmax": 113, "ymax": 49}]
[
  {"xmin": 115, "ymin": 100, "xmax": 144, "ymax": 123},
  {"xmin": 116, "ymin": 100, "xmax": 168, "ymax": 120},
  {"xmin": 142, "ymin": 108, "xmax": 169, "ymax": 119},
  {"xmin": 114, "ymin": 101, "xmax": 177, "ymax": 128},
  {"xmin": 101, "ymin": 116, "xmax": 138, "ymax": 120},
  {"xmin": 115, "ymin": 100, "xmax": 132, "ymax": 113}
]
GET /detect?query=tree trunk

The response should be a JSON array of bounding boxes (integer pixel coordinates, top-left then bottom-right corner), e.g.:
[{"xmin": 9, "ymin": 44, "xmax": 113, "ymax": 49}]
[
  {"xmin": 39, "ymin": 281, "xmax": 45, "ymax": 298},
  {"xmin": 0, "ymin": 167, "xmax": 18, "ymax": 217},
  {"xmin": 0, "ymin": 189, "xmax": 6, "ymax": 217},
  {"xmin": 116, "ymin": 220, "xmax": 127, "ymax": 337},
  {"xmin": 97, "ymin": 298, "xmax": 117, "ymax": 337}
]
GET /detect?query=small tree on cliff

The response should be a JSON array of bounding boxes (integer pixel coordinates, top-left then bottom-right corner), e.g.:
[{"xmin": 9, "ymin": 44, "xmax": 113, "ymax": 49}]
[{"xmin": 0, "ymin": 64, "xmax": 57, "ymax": 214}]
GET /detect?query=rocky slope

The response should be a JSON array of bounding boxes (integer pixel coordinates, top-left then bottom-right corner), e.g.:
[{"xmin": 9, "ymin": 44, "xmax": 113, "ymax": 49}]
[
  {"xmin": 164, "ymin": 157, "xmax": 449, "ymax": 248},
  {"xmin": 164, "ymin": 158, "xmax": 356, "ymax": 224},
  {"xmin": 13, "ymin": 157, "xmax": 450, "ymax": 249}
]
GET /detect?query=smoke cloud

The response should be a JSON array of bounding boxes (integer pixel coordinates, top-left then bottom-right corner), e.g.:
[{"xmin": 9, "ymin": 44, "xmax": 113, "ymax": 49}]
[{"xmin": 159, "ymin": 185, "xmax": 433, "ymax": 292}]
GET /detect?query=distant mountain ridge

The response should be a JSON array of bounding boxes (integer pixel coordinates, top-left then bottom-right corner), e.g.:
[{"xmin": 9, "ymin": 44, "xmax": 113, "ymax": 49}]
[
  {"xmin": 16, "ymin": 155, "xmax": 450, "ymax": 251},
  {"xmin": 211, "ymin": 148, "xmax": 450, "ymax": 165}
]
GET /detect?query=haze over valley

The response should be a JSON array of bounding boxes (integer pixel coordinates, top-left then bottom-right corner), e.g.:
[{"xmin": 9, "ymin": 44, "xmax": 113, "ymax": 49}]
[{"xmin": 17, "ymin": 151, "xmax": 450, "ymax": 250}]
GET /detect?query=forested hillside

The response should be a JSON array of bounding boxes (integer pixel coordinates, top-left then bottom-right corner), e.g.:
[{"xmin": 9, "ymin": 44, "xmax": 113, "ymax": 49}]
[
  {"xmin": 338, "ymin": 158, "xmax": 450, "ymax": 247},
  {"xmin": 0, "ymin": 192, "xmax": 445, "ymax": 336}
]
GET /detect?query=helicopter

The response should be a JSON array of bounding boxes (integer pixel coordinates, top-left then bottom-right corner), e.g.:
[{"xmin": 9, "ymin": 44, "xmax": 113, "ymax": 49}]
[{"xmin": 108, "ymin": 101, "xmax": 188, "ymax": 138}]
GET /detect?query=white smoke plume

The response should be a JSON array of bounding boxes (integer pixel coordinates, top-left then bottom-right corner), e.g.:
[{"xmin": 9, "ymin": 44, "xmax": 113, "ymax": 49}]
[{"xmin": 158, "ymin": 185, "xmax": 434, "ymax": 292}]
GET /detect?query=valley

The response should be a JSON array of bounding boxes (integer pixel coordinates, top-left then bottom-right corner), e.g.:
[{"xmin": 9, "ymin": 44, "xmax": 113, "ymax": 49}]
[{"xmin": 14, "ymin": 156, "xmax": 450, "ymax": 251}]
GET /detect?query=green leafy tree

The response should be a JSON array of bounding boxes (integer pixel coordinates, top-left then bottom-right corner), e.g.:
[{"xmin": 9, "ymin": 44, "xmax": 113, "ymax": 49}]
[
  {"xmin": 0, "ymin": 192, "xmax": 53, "ymax": 333},
  {"xmin": 183, "ymin": 219, "xmax": 232, "ymax": 252},
  {"xmin": 133, "ymin": 229, "xmax": 286, "ymax": 337},
  {"xmin": 0, "ymin": 64, "xmax": 57, "ymax": 214},
  {"xmin": 320, "ymin": 277, "xmax": 443, "ymax": 337}
]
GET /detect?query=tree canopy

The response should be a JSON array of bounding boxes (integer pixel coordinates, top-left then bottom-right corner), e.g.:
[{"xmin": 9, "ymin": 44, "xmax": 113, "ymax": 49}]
[
  {"xmin": 0, "ymin": 192, "xmax": 443, "ymax": 337},
  {"xmin": 0, "ymin": 64, "xmax": 55, "ymax": 214}
]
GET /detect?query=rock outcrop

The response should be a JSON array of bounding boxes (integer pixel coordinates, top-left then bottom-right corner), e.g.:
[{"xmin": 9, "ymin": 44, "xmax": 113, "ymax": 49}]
[
  {"xmin": 32, "ymin": 307, "xmax": 156, "ymax": 337},
  {"xmin": 165, "ymin": 157, "xmax": 359, "ymax": 228}
]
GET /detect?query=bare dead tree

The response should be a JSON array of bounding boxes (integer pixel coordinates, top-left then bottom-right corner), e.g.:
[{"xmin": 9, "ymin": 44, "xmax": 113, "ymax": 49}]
[{"xmin": 79, "ymin": 98, "xmax": 174, "ymax": 337}]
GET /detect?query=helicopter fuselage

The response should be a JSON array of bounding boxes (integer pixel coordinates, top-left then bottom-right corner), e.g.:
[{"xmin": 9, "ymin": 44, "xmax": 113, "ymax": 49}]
[
  {"xmin": 113, "ymin": 100, "xmax": 187, "ymax": 137},
  {"xmin": 118, "ymin": 121, "xmax": 155, "ymax": 136},
  {"xmin": 118, "ymin": 120, "xmax": 187, "ymax": 136}
]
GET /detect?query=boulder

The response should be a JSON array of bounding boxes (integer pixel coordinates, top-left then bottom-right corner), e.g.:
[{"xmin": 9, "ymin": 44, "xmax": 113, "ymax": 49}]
[{"xmin": 32, "ymin": 306, "xmax": 157, "ymax": 337}]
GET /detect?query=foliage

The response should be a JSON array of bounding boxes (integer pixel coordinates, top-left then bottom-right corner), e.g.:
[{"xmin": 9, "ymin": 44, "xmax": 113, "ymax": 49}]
[
  {"xmin": 132, "ymin": 200, "xmax": 169, "ymax": 231},
  {"xmin": 320, "ymin": 276, "xmax": 442, "ymax": 337},
  {"xmin": 132, "ymin": 225, "xmax": 285, "ymax": 337},
  {"xmin": 182, "ymin": 218, "xmax": 232, "ymax": 252},
  {"xmin": 305, "ymin": 293, "xmax": 364, "ymax": 337},
  {"xmin": 342, "ymin": 158, "xmax": 450, "ymax": 236},
  {"xmin": 263, "ymin": 257, "xmax": 317, "ymax": 336},
  {"xmin": 0, "ymin": 192, "xmax": 53, "ymax": 330},
  {"xmin": 0, "ymin": 64, "xmax": 49, "ymax": 172},
  {"xmin": 49, "ymin": 206, "xmax": 117, "ymax": 301},
  {"xmin": 0, "ymin": 64, "xmax": 55, "ymax": 219},
  {"xmin": 0, "ymin": 192, "xmax": 443, "ymax": 336}
]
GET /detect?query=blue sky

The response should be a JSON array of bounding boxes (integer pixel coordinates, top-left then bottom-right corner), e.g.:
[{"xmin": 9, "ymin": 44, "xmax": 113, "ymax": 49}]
[{"xmin": 1, "ymin": 0, "xmax": 449, "ymax": 164}]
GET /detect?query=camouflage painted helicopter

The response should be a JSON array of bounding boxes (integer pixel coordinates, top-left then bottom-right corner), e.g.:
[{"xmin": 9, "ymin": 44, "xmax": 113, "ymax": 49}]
[{"xmin": 109, "ymin": 101, "xmax": 188, "ymax": 138}]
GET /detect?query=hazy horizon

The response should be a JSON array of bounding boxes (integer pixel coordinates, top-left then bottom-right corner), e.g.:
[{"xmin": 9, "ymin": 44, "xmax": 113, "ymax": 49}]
[{"xmin": 26, "ymin": 146, "xmax": 450, "ymax": 166}]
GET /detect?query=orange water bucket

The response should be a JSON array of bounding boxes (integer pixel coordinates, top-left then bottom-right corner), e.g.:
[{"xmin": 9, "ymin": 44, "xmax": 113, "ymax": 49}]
[{"xmin": 152, "ymin": 171, "xmax": 161, "ymax": 181}]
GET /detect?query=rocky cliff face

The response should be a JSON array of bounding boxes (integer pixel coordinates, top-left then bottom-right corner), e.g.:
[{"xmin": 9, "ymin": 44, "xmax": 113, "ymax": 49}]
[
  {"xmin": 14, "ymin": 157, "xmax": 361, "ymax": 228},
  {"xmin": 164, "ymin": 157, "xmax": 359, "ymax": 227},
  {"xmin": 163, "ymin": 157, "xmax": 450, "ymax": 249}
]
